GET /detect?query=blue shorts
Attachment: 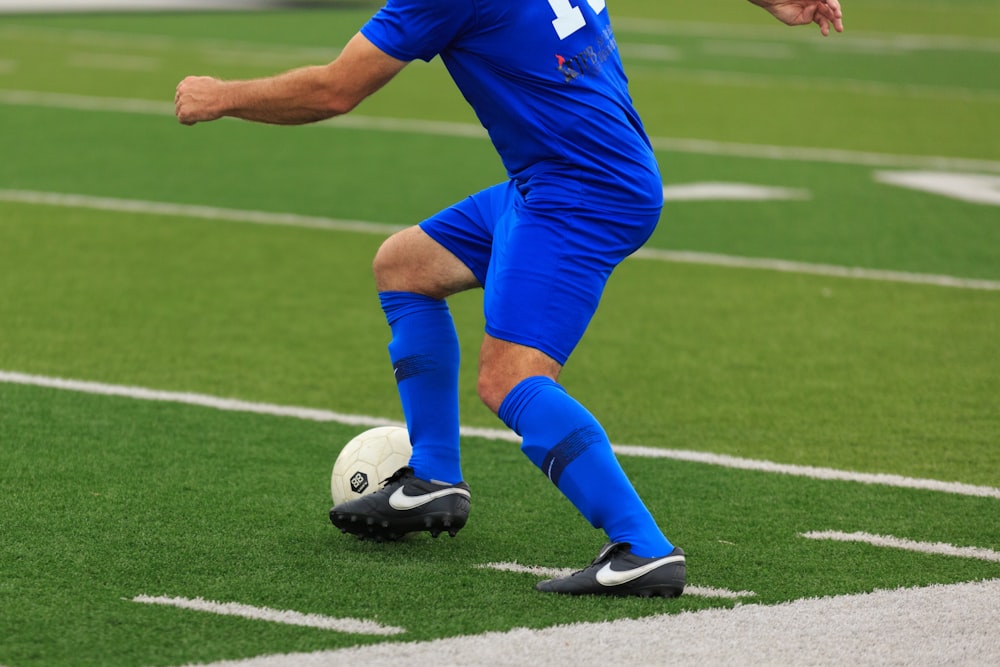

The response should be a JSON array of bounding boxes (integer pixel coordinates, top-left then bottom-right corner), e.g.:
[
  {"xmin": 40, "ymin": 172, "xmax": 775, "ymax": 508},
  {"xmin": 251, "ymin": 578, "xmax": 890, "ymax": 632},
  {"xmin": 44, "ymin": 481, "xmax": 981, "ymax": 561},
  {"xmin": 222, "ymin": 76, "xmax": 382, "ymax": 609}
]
[{"xmin": 420, "ymin": 178, "xmax": 661, "ymax": 365}]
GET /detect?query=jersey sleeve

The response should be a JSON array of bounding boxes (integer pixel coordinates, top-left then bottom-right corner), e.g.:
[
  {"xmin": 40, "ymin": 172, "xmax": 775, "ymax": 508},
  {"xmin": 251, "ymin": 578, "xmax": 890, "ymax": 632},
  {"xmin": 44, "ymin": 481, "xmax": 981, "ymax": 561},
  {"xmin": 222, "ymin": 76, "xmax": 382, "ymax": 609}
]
[{"xmin": 360, "ymin": 0, "xmax": 476, "ymax": 63}]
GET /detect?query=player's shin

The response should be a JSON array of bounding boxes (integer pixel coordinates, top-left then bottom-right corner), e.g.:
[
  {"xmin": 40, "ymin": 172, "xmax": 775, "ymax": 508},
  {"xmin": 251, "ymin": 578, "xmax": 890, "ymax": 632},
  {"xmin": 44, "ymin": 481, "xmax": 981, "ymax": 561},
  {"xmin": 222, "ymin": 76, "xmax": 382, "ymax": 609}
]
[
  {"xmin": 498, "ymin": 376, "xmax": 674, "ymax": 558},
  {"xmin": 379, "ymin": 291, "xmax": 463, "ymax": 484}
]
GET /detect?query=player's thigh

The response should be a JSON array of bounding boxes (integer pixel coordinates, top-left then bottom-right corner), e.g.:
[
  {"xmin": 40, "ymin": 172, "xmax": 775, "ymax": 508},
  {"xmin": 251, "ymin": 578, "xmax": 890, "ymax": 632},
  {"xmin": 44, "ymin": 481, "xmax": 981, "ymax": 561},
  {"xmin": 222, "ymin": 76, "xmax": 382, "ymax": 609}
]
[
  {"xmin": 417, "ymin": 181, "xmax": 518, "ymax": 287},
  {"xmin": 484, "ymin": 205, "xmax": 659, "ymax": 366},
  {"xmin": 374, "ymin": 181, "xmax": 516, "ymax": 298}
]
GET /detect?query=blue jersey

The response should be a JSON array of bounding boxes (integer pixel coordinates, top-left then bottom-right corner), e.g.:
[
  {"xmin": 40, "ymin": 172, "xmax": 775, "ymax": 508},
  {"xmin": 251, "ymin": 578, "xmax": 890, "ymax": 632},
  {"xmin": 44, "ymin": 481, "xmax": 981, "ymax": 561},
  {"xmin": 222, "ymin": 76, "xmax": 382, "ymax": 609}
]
[{"xmin": 361, "ymin": 0, "xmax": 663, "ymax": 211}]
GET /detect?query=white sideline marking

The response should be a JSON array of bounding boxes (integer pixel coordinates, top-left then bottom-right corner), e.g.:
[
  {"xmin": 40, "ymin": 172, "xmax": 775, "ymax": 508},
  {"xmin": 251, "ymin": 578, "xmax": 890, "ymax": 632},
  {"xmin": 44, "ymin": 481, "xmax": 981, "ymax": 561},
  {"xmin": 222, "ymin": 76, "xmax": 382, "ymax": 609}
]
[
  {"xmin": 166, "ymin": 578, "xmax": 1000, "ymax": 667},
  {"xmin": 477, "ymin": 562, "xmax": 755, "ymax": 599},
  {"xmin": 4, "ymin": 188, "xmax": 999, "ymax": 292},
  {"xmin": 131, "ymin": 595, "xmax": 405, "ymax": 636},
  {"xmin": 3, "ymin": 370, "xmax": 999, "ymax": 501},
  {"xmin": 4, "ymin": 87, "xmax": 1000, "ymax": 174},
  {"xmin": 801, "ymin": 531, "xmax": 1000, "ymax": 563}
]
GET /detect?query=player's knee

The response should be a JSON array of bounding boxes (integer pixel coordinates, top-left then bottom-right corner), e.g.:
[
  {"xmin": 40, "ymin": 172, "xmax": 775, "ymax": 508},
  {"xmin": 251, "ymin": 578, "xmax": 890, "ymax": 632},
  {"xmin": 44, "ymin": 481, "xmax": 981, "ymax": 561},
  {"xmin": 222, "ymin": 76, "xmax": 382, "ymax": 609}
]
[
  {"xmin": 476, "ymin": 338, "xmax": 563, "ymax": 414},
  {"xmin": 372, "ymin": 236, "xmax": 401, "ymax": 288},
  {"xmin": 475, "ymin": 369, "xmax": 508, "ymax": 415}
]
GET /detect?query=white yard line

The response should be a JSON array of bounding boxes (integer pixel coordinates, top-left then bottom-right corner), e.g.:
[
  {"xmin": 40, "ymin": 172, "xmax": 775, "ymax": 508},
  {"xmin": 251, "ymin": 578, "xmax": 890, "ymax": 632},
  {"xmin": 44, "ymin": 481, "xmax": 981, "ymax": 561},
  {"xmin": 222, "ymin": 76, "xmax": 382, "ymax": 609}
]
[
  {"xmin": 3, "ymin": 188, "xmax": 998, "ymax": 292},
  {"xmin": 3, "ymin": 88, "xmax": 1000, "ymax": 173},
  {"xmin": 613, "ymin": 445, "xmax": 1000, "ymax": 500},
  {"xmin": 171, "ymin": 578, "xmax": 1000, "ymax": 667},
  {"xmin": 630, "ymin": 247, "xmax": 1000, "ymax": 292},
  {"xmin": 0, "ymin": 188, "xmax": 405, "ymax": 235},
  {"xmin": 801, "ymin": 531, "xmax": 1000, "ymax": 562},
  {"xmin": 2, "ymin": 370, "xmax": 998, "ymax": 501},
  {"xmin": 631, "ymin": 65, "xmax": 1000, "ymax": 104},
  {"xmin": 131, "ymin": 595, "xmax": 405, "ymax": 636}
]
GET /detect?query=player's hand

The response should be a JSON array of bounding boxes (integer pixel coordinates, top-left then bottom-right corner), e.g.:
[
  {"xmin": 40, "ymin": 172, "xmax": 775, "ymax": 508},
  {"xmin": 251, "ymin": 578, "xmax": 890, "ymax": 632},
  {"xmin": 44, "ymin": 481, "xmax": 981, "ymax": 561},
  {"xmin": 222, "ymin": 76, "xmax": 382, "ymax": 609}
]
[
  {"xmin": 174, "ymin": 76, "xmax": 226, "ymax": 125},
  {"xmin": 760, "ymin": 0, "xmax": 844, "ymax": 36}
]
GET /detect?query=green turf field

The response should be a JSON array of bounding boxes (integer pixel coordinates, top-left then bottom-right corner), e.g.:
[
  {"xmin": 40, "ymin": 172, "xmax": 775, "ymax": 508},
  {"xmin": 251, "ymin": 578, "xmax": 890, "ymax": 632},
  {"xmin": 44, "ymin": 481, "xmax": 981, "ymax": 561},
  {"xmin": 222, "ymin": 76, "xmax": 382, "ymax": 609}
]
[{"xmin": 1, "ymin": 2, "xmax": 998, "ymax": 666}]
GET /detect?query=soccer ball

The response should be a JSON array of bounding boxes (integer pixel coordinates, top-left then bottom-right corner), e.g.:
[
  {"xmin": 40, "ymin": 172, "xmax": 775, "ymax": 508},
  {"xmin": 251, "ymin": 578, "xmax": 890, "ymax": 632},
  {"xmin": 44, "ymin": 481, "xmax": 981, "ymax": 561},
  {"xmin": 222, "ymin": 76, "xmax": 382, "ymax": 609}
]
[{"xmin": 330, "ymin": 426, "xmax": 412, "ymax": 506}]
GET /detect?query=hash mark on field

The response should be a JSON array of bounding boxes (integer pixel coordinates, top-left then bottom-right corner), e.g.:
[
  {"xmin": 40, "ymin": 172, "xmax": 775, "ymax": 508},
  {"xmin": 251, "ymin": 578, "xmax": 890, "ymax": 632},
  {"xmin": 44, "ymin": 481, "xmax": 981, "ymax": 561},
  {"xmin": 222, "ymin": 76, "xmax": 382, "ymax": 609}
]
[
  {"xmin": 801, "ymin": 531, "xmax": 1000, "ymax": 562},
  {"xmin": 131, "ymin": 595, "xmax": 406, "ymax": 635},
  {"xmin": 662, "ymin": 182, "xmax": 810, "ymax": 201},
  {"xmin": 2, "ymin": 370, "xmax": 999, "ymax": 501},
  {"xmin": 478, "ymin": 562, "xmax": 755, "ymax": 599}
]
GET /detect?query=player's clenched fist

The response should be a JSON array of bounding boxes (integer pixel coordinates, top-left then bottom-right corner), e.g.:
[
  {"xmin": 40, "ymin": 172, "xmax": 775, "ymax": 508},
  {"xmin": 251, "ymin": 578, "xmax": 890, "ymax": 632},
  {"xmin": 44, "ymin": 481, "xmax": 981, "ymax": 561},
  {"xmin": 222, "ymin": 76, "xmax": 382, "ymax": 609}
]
[{"xmin": 174, "ymin": 76, "xmax": 226, "ymax": 126}]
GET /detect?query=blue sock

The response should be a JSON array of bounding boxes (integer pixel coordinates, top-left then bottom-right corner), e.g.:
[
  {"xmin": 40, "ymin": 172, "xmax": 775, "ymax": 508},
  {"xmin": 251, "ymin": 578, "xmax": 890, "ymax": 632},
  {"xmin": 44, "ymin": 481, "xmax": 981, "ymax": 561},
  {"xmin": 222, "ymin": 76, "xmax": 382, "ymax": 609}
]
[
  {"xmin": 498, "ymin": 376, "xmax": 673, "ymax": 558},
  {"xmin": 379, "ymin": 291, "xmax": 462, "ymax": 484}
]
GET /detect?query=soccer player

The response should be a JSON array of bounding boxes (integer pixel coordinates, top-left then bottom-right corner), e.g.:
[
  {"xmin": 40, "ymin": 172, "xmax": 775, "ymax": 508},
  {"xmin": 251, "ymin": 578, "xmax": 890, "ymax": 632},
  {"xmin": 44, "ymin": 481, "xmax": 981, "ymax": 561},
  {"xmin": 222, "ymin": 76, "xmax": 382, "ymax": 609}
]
[{"xmin": 175, "ymin": 0, "xmax": 844, "ymax": 597}]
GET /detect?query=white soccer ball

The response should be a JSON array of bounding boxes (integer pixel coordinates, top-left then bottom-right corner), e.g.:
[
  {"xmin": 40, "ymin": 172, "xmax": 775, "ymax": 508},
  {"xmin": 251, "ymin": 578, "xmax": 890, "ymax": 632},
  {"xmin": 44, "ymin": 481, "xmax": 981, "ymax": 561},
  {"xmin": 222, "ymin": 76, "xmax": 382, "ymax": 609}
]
[{"xmin": 330, "ymin": 426, "xmax": 412, "ymax": 506}]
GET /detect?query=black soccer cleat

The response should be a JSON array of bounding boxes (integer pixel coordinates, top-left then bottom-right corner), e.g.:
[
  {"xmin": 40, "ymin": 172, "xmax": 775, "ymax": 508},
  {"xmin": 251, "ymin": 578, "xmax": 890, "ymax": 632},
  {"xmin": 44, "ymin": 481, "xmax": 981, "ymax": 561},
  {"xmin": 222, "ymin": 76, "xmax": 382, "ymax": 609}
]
[
  {"xmin": 329, "ymin": 467, "xmax": 470, "ymax": 541},
  {"xmin": 535, "ymin": 542, "xmax": 686, "ymax": 597}
]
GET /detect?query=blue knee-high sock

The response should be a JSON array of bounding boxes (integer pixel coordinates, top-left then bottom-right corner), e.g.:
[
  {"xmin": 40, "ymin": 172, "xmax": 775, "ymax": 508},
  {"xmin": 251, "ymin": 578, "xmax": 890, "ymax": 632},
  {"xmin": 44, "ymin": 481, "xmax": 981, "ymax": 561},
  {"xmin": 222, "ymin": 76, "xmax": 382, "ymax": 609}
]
[
  {"xmin": 379, "ymin": 291, "xmax": 462, "ymax": 484},
  {"xmin": 498, "ymin": 376, "xmax": 673, "ymax": 558}
]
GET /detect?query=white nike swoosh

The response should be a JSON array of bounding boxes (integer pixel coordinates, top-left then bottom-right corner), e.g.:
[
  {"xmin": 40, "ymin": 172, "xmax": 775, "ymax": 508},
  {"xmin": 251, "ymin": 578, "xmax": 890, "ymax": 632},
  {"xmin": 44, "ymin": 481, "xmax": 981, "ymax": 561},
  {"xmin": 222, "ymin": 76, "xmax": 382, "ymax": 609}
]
[
  {"xmin": 595, "ymin": 554, "xmax": 686, "ymax": 587},
  {"xmin": 388, "ymin": 485, "xmax": 470, "ymax": 511}
]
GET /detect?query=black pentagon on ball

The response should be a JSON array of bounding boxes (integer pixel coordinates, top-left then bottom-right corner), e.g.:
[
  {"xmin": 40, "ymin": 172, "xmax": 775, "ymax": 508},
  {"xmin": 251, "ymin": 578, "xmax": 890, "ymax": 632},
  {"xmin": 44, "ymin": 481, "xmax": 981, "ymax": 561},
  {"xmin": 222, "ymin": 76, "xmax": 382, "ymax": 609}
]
[{"xmin": 349, "ymin": 470, "xmax": 369, "ymax": 494}]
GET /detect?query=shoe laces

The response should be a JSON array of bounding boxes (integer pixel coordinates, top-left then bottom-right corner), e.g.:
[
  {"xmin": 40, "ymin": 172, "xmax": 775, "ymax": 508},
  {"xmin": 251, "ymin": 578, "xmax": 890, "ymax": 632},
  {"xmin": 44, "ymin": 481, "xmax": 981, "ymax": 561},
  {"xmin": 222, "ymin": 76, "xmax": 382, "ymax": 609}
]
[
  {"xmin": 590, "ymin": 542, "xmax": 629, "ymax": 566},
  {"xmin": 381, "ymin": 466, "xmax": 413, "ymax": 486}
]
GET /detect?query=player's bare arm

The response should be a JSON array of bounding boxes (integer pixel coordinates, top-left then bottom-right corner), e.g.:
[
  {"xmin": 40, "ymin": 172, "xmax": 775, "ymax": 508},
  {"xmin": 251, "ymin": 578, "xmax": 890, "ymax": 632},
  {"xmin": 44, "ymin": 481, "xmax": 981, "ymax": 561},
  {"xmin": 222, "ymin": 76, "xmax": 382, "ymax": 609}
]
[
  {"xmin": 748, "ymin": 0, "xmax": 844, "ymax": 36},
  {"xmin": 174, "ymin": 32, "xmax": 407, "ymax": 126}
]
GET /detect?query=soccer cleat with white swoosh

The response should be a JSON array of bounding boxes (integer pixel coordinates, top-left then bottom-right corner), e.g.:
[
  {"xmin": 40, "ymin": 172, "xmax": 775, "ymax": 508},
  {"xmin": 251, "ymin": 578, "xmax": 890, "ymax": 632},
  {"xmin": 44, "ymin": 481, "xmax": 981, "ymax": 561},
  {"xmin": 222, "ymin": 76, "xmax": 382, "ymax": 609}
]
[
  {"xmin": 329, "ymin": 467, "xmax": 470, "ymax": 541},
  {"xmin": 535, "ymin": 542, "xmax": 686, "ymax": 597}
]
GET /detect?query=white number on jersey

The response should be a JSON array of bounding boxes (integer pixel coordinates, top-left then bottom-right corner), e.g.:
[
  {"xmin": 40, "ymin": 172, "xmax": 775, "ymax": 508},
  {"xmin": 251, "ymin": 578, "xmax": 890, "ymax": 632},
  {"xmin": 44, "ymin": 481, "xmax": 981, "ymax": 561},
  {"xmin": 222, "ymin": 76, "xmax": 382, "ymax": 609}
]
[{"xmin": 547, "ymin": 0, "xmax": 607, "ymax": 40}]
